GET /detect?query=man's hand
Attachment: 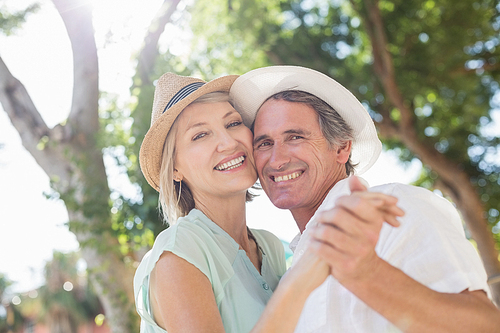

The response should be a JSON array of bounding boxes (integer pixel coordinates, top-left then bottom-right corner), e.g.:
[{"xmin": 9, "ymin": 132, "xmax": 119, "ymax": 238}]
[{"xmin": 309, "ymin": 176, "xmax": 404, "ymax": 284}]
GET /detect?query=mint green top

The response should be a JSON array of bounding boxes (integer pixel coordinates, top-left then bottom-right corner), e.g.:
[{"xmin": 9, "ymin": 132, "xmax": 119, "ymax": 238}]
[{"xmin": 133, "ymin": 209, "xmax": 287, "ymax": 333}]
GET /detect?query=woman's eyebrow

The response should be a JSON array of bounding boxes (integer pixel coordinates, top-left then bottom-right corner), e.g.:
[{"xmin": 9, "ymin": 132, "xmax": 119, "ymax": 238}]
[
  {"xmin": 185, "ymin": 121, "xmax": 207, "ymax": 132},
  {"xmin": 223, "ymin": 110, "xmax": 237, "ymax": 119}
]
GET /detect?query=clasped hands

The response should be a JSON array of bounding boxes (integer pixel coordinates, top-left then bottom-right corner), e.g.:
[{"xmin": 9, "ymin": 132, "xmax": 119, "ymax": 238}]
[{"xmin": 306, "ymin": 176, "xmax": 405, "ymax": 286}]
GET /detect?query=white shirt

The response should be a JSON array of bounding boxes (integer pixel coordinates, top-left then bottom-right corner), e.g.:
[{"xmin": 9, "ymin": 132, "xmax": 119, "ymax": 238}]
[{"xmin": 291, "ymin": 177, "xmax": 491, "ymax": 333}]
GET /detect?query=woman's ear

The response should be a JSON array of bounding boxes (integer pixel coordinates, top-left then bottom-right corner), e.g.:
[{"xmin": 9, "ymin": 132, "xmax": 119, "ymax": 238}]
[{"xmin": 173, "ymin": 169, "xmax": 183, "ymax": 182}]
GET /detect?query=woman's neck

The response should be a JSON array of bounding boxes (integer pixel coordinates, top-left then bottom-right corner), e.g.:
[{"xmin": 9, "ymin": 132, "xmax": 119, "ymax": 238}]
[
  {"xmin": 194, "ymin": 191, "xmax": 261, "ymax": 273},
  {"xmin": 194, "ymin": 192, "xmax": 249, "ymax": 247}
]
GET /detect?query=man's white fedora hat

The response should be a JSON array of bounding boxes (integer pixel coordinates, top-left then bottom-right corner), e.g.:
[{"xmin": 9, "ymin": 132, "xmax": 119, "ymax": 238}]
[{"xmin": 229, "ymin": 65, "xmax": 382, "ymax": 175}]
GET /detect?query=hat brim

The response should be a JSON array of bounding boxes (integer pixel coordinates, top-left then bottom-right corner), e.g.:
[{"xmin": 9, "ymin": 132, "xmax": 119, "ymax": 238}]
[
  {"xmin": 140, "ymin": 74, "xmax": 239, "ymax": 191},
  {"xmin": 229, "ymin": 66, "xmax": 381, "ymax": 175}
]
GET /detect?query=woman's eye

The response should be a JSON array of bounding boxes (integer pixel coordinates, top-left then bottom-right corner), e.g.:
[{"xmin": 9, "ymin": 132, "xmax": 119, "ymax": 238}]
[
  {"xmin": 193, "ymin": 132, "xmax": 207, "ymax": 141},
  {"xmin": 227, "ymin": 121, "xmax": 242, "ymax": 128}
]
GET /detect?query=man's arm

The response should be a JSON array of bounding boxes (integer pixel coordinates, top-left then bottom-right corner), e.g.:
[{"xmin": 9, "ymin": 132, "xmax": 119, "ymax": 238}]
[
  {"xmin": 341, "ymin": 257, "xmax": 499, "ymax": 332},
  {"xmin": 309, "ymin": 176, "xmax": 500, "ymax": 332}
]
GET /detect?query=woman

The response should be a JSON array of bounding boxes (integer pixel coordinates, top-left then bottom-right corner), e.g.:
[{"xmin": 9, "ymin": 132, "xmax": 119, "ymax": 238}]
[{"xmin": 134, "ymin": 72, "xmax": 329, "ymax": 333}]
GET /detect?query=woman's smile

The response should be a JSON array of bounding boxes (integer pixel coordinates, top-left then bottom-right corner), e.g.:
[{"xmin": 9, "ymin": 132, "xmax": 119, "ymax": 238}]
[{"xmin": 215, "ymin": 155, "xmax": 246, "ymax": 171}]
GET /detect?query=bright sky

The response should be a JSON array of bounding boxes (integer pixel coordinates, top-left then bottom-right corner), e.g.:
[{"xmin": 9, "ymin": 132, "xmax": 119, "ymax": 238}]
[{"xmin": 0, "ymin": 0, "xmax": 422, "ymax": 294}]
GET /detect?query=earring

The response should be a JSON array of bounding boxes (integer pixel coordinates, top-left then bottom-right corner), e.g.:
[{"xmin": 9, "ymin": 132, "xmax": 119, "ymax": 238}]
[{"xmin": 176, "ymin": 180, "xmax": 182, "ymax": 204}]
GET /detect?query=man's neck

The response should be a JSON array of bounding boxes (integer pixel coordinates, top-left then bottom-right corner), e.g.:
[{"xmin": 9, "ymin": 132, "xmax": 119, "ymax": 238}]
[
  {"xmin": 291, "ymin": 175, "xmax": 348, "ymax": 233},
  {"xmin": 291, "ymin": 208, "xmax": 317, "ymax": 233}
]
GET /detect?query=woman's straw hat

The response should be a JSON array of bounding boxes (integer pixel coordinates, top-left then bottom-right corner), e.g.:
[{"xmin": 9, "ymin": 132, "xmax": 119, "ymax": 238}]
[
  {"xmin": 229, "ymin": 66, "xmax": 381, "ymax": 175},
  {"xmin": 140, "ymin": 72, "xmax": 239, "ymax": 191}
]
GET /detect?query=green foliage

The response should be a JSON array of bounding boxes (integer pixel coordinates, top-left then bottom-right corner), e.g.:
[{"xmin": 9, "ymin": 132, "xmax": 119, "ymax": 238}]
[
  {"xmin": 187, "ymin": 0, "xmax": 500, "ymax": 240},
  {"xmin": 0, "ymin": 274, "xmax": 24, "ymax": 333},
  {"xmin": 189, "ymin": 0, "xmax": 283, "ymax": 75},
  {"xmin": 6, "ymin": 252, "xmax": 102, "ymax": 332},
  {"xmin": 37, "ymin": 252, "xmax": 101, "ymax": 323},
  {"xmin": 0, "ymin": 3, "xmax": 40, "ymax": 36}
]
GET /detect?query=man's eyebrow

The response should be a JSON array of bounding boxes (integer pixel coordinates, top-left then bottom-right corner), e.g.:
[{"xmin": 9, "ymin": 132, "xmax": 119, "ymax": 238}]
[
  {"xmin": 253, "ymin": 134, "xmax": 269, "ymax": 145},
  {"xmin": 283, "ymin": 129, "xmax": 310, "ymax": 136},
  {"xmin": 253, "ymin": 129, "xmax": 310, "ymax": 145}
]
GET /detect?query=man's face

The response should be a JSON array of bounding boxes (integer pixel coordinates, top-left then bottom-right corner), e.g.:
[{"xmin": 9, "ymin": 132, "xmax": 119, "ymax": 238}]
[{"xmin": 252, "ymin": 99, "xmax": 350, "ymax": 216}]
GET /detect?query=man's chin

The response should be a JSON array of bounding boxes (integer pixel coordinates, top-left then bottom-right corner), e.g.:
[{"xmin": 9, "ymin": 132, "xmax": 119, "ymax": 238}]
[{"xmin": 267, "ymin": 196, "xmax": 299, "ymax": 210}]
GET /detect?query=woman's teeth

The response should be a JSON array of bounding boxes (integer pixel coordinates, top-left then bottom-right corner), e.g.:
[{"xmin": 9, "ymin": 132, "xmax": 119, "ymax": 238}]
[
  {"xmin": 274, "ymin": 172, "xmax": 302, "ymax": 183},
  {"xmin": 215, "ymin": 156, "xmax": 245, "ymax": 171}
]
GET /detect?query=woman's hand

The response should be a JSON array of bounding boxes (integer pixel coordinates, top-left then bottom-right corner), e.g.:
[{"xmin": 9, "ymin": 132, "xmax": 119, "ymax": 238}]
[{"xmin": 280, "ymin": 249, "xmax": 330, "ymax": 296}]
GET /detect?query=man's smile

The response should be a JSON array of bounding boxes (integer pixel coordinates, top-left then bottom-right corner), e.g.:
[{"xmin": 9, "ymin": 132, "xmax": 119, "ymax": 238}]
[{"xmin": 271, "ymin": 171, "xmax": 303, "ymax": 183}]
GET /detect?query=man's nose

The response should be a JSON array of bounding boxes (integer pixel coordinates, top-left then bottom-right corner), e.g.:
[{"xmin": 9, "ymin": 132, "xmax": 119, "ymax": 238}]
[{"xmin": 268, "ymin": 143, "xmax": 290, "ymax": 171}]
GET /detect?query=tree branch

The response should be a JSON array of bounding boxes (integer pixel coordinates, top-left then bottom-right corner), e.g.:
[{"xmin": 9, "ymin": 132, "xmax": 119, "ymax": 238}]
[
  {"xmin": 0, "ymin": 57, "xmax": 49, "ymax": 138},
  {"xmin": 136, "ymin": 0, "xmax": 182, "ymax": 86},
  {"xmin": 0, "ymin": 56, "xmax": 72, "ymax": 183},
  {"xmin": 52, "ymin": 0, "xmax": 99, "ymax": 138},
  {"xmin": 357, "ymin": 0, "xmax": 500, "ymax": 304}
]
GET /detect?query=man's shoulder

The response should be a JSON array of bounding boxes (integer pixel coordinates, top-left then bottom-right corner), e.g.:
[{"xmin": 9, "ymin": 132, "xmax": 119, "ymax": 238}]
[{"xmin": 369, "ymin": 182, "xmax": 452, "ymax": 211}]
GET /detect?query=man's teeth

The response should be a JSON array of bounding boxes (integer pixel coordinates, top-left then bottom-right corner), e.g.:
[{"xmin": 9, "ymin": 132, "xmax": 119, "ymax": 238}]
[
  {"xmin": 274, "ymin": 172, "xmax": 302, "ymax": 183},
  {"xmin": 215, "ymin": 156, "xmax": 245, "ymax": 171}
]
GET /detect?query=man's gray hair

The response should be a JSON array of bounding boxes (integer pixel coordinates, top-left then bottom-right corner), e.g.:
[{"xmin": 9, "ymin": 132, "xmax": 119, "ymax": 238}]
[{"xmin": 257, "ymin": 90, "xmax": 356, "ymax": 175}]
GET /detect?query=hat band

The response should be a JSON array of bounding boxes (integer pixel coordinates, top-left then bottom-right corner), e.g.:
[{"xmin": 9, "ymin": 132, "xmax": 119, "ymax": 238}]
[{"xmin": 163, "ymin": 82, "xmax": 205, "ymax": 113}]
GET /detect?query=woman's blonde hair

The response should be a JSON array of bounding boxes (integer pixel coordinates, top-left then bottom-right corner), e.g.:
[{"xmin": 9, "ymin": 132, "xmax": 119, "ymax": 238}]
[{"xmin": 158, "ymin": 92, "xmax": 255, "ymax": 225}]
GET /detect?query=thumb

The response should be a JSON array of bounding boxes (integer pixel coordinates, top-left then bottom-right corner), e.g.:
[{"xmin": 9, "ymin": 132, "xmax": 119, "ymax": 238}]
[{"xmin": 349, "ymin": 175, "xmax": 367, "ymax": 193}]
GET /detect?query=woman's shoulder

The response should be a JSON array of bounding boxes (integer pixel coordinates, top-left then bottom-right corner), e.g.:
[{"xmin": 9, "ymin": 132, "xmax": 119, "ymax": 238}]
[
  {"xmin": 135, "ymin": 213, "xmax": 212, "ymax": 275},
  {"xmin": 250, "ymin": 229, "xmax": 285, "ymax": 256}
]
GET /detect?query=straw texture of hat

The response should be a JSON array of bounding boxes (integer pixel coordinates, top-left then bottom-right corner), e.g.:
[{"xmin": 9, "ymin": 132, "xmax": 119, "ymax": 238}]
[
  {"xmin": 229, "ymin": 66, "xmax": 381, "ymax": 175},
  {"xmin": 140, "ymin": 72, "xmax": 239, "ymax": 191}
]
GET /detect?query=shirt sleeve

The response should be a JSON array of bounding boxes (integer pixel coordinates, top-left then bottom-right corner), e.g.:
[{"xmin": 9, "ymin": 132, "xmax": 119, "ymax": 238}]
[
  {"xmin": 373, "ymin": 183, "xmax": 491, "ymax": 298},
  {"xmin": 133, "ymin": 218, "xmax": 235, "ymax": 327}
]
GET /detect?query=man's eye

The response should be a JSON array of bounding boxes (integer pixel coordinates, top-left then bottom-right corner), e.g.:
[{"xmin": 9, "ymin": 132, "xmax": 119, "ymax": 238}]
[
  {"xmin": 227, "ymin": 121, "xmax": 242, "ymax": 128},
  {"xmin": 291, "ymin": 135, "xmax": 303, "ymax": 140},
  {"xmin": 193, "ymin": 133, "xmax": 207, "ymax": 141},
  {"xmin": 256, "ymin": 141, "xmax": 271, "ymax": 149}
]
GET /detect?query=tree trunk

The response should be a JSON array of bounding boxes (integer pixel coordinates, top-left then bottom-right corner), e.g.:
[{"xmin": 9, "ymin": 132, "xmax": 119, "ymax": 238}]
[
  {"xmin": 358, "ymin": 0, "xmax": 500, "ymax": 305},
  {"xmin": 0, "ymin": 1, "xmax": 137, "ymax": 331},
  {"xmin": 1, "ymin": 0, "xmax": 186, "ymax": 330}
]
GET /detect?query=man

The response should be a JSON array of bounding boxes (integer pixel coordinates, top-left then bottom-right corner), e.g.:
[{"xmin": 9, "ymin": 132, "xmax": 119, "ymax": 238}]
[{"xmin": 230, "ymin": 66, "xmax": 500, "ymax": 332}]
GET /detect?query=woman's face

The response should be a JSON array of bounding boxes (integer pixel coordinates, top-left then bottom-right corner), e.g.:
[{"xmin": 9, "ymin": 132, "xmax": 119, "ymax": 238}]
[{"xmin": 173, "ymin": 101, "xmax": 257, "ymax": 201}]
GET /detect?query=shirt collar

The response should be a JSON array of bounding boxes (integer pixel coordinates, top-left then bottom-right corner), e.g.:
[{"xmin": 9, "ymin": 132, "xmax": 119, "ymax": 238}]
[{"xmin": 289, "ymin": 176, "xmax": 368, "ymax": 252}]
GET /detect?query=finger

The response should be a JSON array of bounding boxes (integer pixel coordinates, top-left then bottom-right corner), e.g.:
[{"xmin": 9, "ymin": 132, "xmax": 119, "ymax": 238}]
[
  {"xmin": 382, "ymin": 212, "xmax": 401, "ymax": 227},
  {"xmin": 316, "ymin": 207, "xmax": 360, "ymax": 235},
  {"xmin": 308, "ymin": 236, "xmax": 348, "ymax": 267},
  {"xmin": 317, "ymin": 203, "xmax": 401, "ymax": 237},
  {"xmin": 335, "ymin": 194, "xmax": 404, "ymax": 224},
  {"xmin": 331, "ymin": 197, "xmax": 388, "ymax": 226},
  {"xmin": 379, "ymin": 203, "xmax": 405, "ymax": 217},
  {"xmin": 310, "ymin": 224, "xmax": 351, "ymax": 255},
  {"xmin": 315, "ymin": 225, "xmax": 381, "ymax": 258},
  {"xmin": 349, "ymin": 175, "xmax": 367, "ymax": 193}
]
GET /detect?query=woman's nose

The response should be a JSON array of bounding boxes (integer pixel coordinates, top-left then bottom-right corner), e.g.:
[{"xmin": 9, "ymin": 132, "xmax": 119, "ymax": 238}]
[{"xmin": 216, "ymin": 130, "xmax": 239, "ymax": 152}]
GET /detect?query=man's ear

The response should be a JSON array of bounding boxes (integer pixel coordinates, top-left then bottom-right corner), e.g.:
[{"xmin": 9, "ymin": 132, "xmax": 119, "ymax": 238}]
[
  {"xmin": 336, "ymin": 141, "xmax": 352, "ymax": 164},
  {"xmin": 173, "ymin": 169, "xmax": 183, "ymax": 182}
]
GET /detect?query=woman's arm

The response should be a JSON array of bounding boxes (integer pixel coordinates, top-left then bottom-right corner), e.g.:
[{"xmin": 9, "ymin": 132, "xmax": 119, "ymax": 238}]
[
  {"xmin": 251, "ymin": 251, "xmax": 329, "ymax": 333},
  {"xmin": 150, "ymin": 251, "xmax": 225, "ymax": 332},
  {"xmin": 150, "ymin": 250, "xmax": 329, "ymax": 333}
]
